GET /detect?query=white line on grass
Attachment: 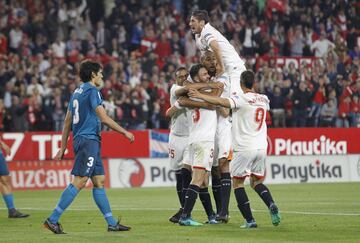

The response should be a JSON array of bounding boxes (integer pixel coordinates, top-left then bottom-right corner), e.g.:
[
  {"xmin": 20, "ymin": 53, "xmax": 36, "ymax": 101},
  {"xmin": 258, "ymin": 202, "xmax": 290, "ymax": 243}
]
[{"xmin": 1, "ymin": 207, "xmax": 359, "ymax": 216}]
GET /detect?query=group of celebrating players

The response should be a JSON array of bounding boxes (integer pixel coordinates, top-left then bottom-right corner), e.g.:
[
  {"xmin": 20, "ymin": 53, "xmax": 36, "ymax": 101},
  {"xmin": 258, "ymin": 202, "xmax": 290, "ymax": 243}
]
[
  {"xmin": 166, "ymin": 10, "xmax": 281, "ymax": 228},
  {"xmin": 0, "ymin": 10, "xmax": 280, "ymax": 234}
]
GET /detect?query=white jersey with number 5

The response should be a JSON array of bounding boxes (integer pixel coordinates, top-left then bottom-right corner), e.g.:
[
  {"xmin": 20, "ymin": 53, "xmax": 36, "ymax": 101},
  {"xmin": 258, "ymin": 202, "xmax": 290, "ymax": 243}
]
[{"xmin": 227, "ymin": 92, "xmax": 270, "ymax": 151}]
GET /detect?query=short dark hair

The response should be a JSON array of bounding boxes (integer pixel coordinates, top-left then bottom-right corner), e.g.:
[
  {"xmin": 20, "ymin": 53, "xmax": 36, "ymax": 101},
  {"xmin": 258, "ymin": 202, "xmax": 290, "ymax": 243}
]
[
  {"xmin": 240, "ymin": 70, "xmax": 255, "ymax": 89},
  {"xmin": 79, "ymin": 60, "xmax": 102, "ymax": 82},
  {"xmin": 191, "ymin": 10, "xmax": 209, "ymax": 24},
  {"xmin": 189, "ymin": 63, "xmax": 205, "ymax": 80},
  {"xmin": 175, "ymin": 66, "xmax": 187, "ymax": 76}
]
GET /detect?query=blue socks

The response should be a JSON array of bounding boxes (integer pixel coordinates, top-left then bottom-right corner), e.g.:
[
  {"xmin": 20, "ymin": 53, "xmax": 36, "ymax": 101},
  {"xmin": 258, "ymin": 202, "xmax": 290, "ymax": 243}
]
[
  {"xmin": 49, "ymin": 184, "xmax": 79, "ymax": 223},
  {"xmin": 3, "ymin": 194, "xmax": 15, "ymax": 210},
  {"xmin": 92, "ymin": 188, "xmax": 117, "ymax": 226}
]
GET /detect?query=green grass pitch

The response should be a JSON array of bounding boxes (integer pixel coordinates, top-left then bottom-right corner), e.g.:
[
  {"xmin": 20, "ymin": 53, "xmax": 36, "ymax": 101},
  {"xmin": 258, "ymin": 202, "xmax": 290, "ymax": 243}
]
[{"xmin": 0, "ymin": 183, "xmax": 359, "ymax": 243}]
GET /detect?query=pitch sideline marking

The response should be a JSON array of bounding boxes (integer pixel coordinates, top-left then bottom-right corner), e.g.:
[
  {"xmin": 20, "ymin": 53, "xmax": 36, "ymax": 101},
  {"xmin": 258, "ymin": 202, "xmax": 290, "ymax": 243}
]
[{"xmin": 1, "ymin": 207, "xmax": 359, "ymax": 216}]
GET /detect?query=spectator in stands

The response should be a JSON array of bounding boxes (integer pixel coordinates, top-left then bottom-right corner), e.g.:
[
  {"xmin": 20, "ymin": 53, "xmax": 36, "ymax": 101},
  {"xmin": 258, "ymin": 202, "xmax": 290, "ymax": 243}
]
[
  {"xmin": 289, "ymin": 25, "xmax": 305, "ymax": 57},
  {"xmin": 9, "ymin": 95, "xmax": 28, "ymax": 131},
  {"xmin": 319, "ymin": 98, "xmax": 338, "ymax": 127},
  {"xmin": 349, "ymin": 95, "xmax": 359, "ymax": 127},
  {"xmin": 336, "ymin": 96, "xmax": 351, "ymax": 127},
  {"xmin": 311, "ymin": 32, "xmax": 335, "ymax": 58},
  {"xmin": 8, "ymin": 23, "xmax": 23, "ymax": 53},
  {"xmin": 0, "ymin": 0, "xmax": 359, "ymax": 130},
  {"xmin": 292, "ymin": 82, "xmax": 311, "ymax": 127},
  {"xmin": 269, "ymin": 85, "xmax": 286, "ymax": 127},
  {"xmin": 308, "ymin": 75, "xmax": 327, "ymax": 127}
]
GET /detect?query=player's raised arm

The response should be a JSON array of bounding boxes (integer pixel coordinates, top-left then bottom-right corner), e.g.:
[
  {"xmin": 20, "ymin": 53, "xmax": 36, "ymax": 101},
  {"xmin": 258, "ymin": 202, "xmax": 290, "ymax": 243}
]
[
  {"xmin": 95, "ymin": 105, "xmax": 134, "ymax": 143},
  {"xmin": 54, "ymin": 110, "xmax": 72, "ymax": 160},
  {"xmin": 177, "ymin": 96, "xmax": 215, "ymax": 110},
  {"xmin": 174, "ymin": 82, "xmax": 222, "ymax": 96},
  {"xmin": 189, "ymin": 88, "xmax": 231, "ymax": 108}
]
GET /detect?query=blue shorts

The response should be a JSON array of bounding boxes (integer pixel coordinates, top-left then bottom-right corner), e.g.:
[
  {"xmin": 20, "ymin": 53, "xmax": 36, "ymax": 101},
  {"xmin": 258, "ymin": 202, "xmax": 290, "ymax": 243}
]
[
  {"xmin": 0, "ymin": 154, "xmax": 9, "ymax": 176},
  {"xmin": 71, "ymin": 136, "xmax": 104, "ymax": 177}
]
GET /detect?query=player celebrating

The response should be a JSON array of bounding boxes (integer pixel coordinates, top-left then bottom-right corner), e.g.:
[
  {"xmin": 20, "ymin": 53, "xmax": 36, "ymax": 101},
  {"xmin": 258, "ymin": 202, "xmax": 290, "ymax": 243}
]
[
  {"xmin": 167, "ymin": 67, "xmax": 222, "ymax": 224},
  {"xmin": 43, "ymin": 60, "xmax": 134, "ymax": 234},
  {"xmin": 201, "ymin": 51, "xmax": 232, "ymax": 222},
  {"xmin": 0, "ymin": 139, "xmax": 29, "ymax": 218},
  {"xmin": 168, "ymin": 67, "xmax": 190, "ymax": 223},
  {"xmin": 189, "ymin": 10, "xmax": 246, "ymax": 95},
  {"xmin": 177, "ymin": 64, "xmax": 221, "ymax": 226},
  {"xmin": 189, "ymin": 70, "xmax": 281, "ymax": 228}
]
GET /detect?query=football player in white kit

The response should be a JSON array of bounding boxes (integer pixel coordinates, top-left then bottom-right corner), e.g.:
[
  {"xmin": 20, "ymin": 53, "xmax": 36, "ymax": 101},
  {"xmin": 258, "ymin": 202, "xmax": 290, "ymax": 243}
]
[
  {"xmin": 168, "ymin": 67, "xmax": 191, "ymax": 223},
  {"xmin": 166, "ymin": 68, "xmax": 223, "ymax": 224},
  {"xmin": 189, "ymin": 10, "xmax": 247, "ymax": 96},
  {"xmin": 201, "ymin": 51, "xmax": 232, "ymax": 223},
  {"xmin": 189, "ymin": 70, "xmax": 281, "ymax": 228},
  {"xmin": 176, "ymin": 64, "xmax": 220, "ymax": 226}
]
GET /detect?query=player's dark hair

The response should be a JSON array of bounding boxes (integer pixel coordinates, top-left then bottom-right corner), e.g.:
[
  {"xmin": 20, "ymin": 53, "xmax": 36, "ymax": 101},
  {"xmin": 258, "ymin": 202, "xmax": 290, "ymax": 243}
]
[
  {"xmin": 175, "ymin": 66, "xmax": 187, "ymax": 77},
  {"xmin": 189, "ymin": 63, "xmax": 205, "ymax": 80},
  {"xmin": 191, "ymin": 10, "xmax": 209, "ymax": 24},
  {"xmin": 240, "ymin": 70, "xmax": 255, "ymax": 89},
  {"xmin": 79, "ymin": 60, "xmax": 102, "ymax": 82}
]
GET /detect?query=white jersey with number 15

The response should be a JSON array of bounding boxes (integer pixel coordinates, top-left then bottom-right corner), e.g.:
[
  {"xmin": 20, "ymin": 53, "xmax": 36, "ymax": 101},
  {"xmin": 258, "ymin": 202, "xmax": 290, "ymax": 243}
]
[{"xmin": 227, "ymin": 92, "xmax": 270, "ymax": 151}]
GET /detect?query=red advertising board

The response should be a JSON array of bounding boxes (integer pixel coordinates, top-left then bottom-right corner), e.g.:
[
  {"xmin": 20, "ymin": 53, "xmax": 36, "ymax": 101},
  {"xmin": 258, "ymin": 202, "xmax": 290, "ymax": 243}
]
[
  {"xmin": 8, "ymin": 159, "xmax": 109, "ymax": 190},
  {"xmin": 1, "ymin": 131, "xmax": 149, "ymax": 161},
  {"xmin": 1, "ymin": 128, "xmax": 359, "ymax": 161}
]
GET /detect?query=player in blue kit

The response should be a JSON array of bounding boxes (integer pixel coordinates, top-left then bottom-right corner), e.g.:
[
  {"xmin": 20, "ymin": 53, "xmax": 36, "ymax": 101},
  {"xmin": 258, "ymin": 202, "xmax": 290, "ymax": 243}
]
[
  {"xmin": 43, "ymin": 60, "xmax": 134, "ymax": 234},
  {"xmin": 0, "ymin": 139, "xmax": 29, "ymax": 218}
]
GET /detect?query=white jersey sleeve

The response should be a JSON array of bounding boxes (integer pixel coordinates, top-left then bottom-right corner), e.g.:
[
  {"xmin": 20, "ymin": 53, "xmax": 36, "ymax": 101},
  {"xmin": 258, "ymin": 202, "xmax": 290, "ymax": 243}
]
[
  {"xmin": 195, "ymin": 23, "xmax": 244, "ymax": 69},
  {"xmin": 169, "ymin": 84, "xmax": 189, "ymax": 136}
]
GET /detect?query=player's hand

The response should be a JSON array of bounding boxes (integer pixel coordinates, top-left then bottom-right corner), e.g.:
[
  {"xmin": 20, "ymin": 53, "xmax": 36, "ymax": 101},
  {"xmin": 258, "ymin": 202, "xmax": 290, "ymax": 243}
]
[
  {"xmin": 125, "ymin": 131, "xmax": 135, "ymax": 143},
  {"xmin": 54, "ymin": 149, "xmax": 65, "ymax": 160},
  {"xmin": 177, "ymin": 96, "xmax": 187, "ymax": 106},
  {"xmin": 2, "ymin": 143, "xmax": 11, "ymax": 156},
  {"xmin": 210, "ymin": 82, "xmax": 224, "ymax": 89},
  {"xmin": 188, "ymin": 88, "xmax": 202, "ymax": 99}
]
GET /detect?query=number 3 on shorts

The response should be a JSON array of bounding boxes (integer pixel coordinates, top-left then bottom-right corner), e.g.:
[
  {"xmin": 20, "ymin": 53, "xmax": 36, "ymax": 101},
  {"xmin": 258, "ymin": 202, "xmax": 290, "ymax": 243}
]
[{"xmin": 87, "ymin": 157, "xmax": 94, "ymax": 167}]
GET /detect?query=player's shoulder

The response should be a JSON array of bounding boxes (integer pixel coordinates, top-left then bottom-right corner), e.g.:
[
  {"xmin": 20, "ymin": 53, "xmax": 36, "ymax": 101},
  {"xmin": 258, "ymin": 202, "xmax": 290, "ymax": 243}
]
[{"xmin": 202, "ymin": 23, "xmax": 216, "ymax": 36}]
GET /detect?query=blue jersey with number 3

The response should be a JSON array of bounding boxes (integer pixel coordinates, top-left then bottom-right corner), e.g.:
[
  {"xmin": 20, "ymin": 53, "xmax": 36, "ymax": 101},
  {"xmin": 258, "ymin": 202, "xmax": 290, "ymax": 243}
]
[{"xmin": 69, "ymin": 82, "xmax": 102, "ymax": 142}]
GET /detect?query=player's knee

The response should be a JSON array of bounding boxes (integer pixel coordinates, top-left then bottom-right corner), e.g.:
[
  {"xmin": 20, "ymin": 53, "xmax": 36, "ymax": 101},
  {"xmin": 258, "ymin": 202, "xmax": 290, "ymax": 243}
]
[
  {"xmin": 232, "ymin": 178, "xmax": 245, "ymax": 189},
  {"xmin": 219, "ymin": 159, "xmax": 229, "ymax": 173},
  {"xmin": 211, "ymin": 166, "xmax": 220, "ymax": 179},
  {"xmin": 93, "ymin": 179, "xmax": 105, "ymax": 188},
  {"xmin": 0, "ymin": 175, "xmax": 10, "ymax": 186},
  {"xmin": 250, "ymin": 176, "xmax": 263, "ymax": 189},
  {"xmin": 72, "ymin": 176, "xmax": 88, "ymax": 190}
]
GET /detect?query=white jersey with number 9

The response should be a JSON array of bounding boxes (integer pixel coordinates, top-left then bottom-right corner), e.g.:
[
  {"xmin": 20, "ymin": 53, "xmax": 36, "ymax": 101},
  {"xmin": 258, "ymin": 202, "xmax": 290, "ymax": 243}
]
[{"xmin": 227, "ymin": 92, "xmax": 270, "ymax": 151}]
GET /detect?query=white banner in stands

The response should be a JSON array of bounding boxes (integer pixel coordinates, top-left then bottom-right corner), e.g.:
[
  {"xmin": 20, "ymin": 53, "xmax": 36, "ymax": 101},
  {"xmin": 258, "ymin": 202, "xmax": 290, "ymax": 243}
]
[{"xmin": 109, "ymin": 158, "xmax": 176, "ymax": 188}]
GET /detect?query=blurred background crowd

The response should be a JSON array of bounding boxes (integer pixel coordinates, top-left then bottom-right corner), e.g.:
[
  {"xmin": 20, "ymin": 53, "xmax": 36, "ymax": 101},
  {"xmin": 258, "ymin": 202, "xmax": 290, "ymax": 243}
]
[{"xmin": 0, "ymin": 0, "xmax": 359, "ymax": 132}]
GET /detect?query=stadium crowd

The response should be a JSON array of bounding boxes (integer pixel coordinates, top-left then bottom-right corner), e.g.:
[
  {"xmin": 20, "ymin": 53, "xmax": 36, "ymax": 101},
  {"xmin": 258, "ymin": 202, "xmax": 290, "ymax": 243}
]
[{"xmin": 0, "ymin": 0, "xmax": 359, "ymax": 132}]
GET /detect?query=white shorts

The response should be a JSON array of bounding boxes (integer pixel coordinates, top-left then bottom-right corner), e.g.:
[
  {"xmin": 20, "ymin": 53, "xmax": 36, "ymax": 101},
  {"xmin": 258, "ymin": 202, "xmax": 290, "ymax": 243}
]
[
  {"xmin": 189, "ymin": 141, "xmax": 214, "ymax": 171},
  {"xmin": 228, "ymin": 64, "xmax": 246, "ymax": 96},
  {"xmin": 213, "ymin": 125, "xmax": 232, "ymax": 166},
  {"xmin": 168, "ymin": 134, "xmax": 189, "ymax": 170},
  {"xmin": 230, "ymin": 149, "xmax": 266, "ymax": 179}
]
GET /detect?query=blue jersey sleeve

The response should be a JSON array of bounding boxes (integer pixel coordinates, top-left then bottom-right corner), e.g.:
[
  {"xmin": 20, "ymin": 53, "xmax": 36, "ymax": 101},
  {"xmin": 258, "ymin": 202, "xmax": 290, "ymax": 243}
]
[
  {"xmin": 90, "ymin": 89, "xmax": 102, "ymax": 111},
  {"xmin": 68, "ymin": 95, "xmax": 73, "ymax": 111}
]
